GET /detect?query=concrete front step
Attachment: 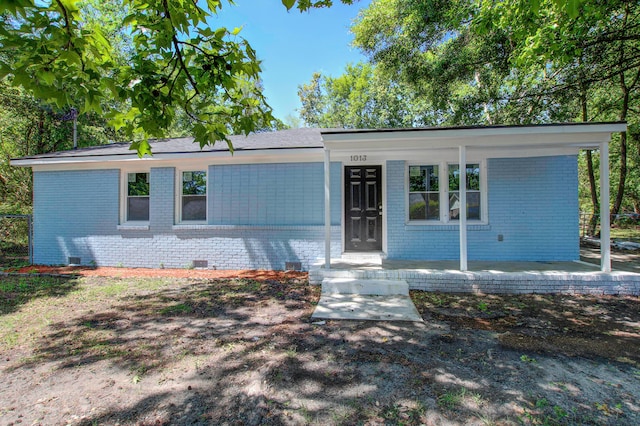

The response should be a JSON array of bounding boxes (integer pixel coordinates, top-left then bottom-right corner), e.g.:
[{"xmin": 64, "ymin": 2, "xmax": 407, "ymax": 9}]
[{"xmin": 321, "ymin": 278, "xmax": 409, "ymax": 296}]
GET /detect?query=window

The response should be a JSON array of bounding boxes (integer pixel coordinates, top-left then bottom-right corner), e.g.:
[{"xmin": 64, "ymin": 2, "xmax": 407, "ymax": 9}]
[
  {"xmin": 409, "ymin": 165, "xmax": 440, "ymax": 220},
  {"xmin": 180, "ymin": 171, "xmax": 207, "ymax": 222},
  {"xmin": 407, "ymin": 162, "xmax": 483, "ymax": 223},
  {"xmin": 126, "ymin": 172, "xmax": 149, "ymax": 222},
  {"xmin": 448, "ymin": 164, "xmax": 481, "ymax": 221}
]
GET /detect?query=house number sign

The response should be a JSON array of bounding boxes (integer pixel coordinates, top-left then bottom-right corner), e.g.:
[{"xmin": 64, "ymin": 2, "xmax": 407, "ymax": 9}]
[{"xmin": 350, "ymin": 155, "xmax": 367, "ymax": 162}]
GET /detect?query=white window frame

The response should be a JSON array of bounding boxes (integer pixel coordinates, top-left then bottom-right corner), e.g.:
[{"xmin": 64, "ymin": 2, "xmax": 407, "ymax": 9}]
[
  {"xmin": 176, "ymin": 169, "xmax": 208, "ymax": 224},
  {"xmin": 406, "ymin": 160, "xmax": 487, "ymax": 225},
  {"xmin": 120, "ymin": 169, "xmax": 151, "ymax": 226}
]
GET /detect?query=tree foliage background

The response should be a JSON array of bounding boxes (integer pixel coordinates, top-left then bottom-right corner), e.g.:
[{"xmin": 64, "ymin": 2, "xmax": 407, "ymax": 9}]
[
  {"xmin": 299, "ymin": 0, "xmax": 640, "ymax": 226},
  {"xmin": 0, "ymin": 0, "xmax": 339, "ymax": 214},
  {"xmin": 1, "ymin": 0, "xmax": 639, "ymax": 229}
]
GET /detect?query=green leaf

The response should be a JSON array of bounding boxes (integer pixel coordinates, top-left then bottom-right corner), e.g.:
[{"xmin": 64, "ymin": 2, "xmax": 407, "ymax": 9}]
[
  {"xmin": 130, "ymin": 139, "xmax": 153, "ymax": 158},
  {"xmin": 565, "ymin": 0, "xmax": 581, "ymax": 19},
  {"xmin": 282, "ymin": 0, "xmax": 296, "ymax": 11},
  {"xmin": 38, "ymin": 71, "xmax": 56, "ymax": 86}
]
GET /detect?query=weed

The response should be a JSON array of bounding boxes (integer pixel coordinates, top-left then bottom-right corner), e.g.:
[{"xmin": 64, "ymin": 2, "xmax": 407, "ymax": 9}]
[
  {"xmin": 520, "ymin": 354, "xmax": 537, "ymax": 363},
  {"xmin": 477, "ymin": 301, "xmax": 489, "ymax": 312},
  {"xmin": 438, "ymin": 387, "xmax": 466, "ymax": 409},
  {"xmin": 553, "ymin": 405, "xmax": 568, "ymax": 419},
  {"xmin": 285, "ymin": 345, "xmax": 298, "ymax": 357},
  {"xmin": 382, "ymin": 404, "xmax": 400, "ymax": 420},
  {"xmin": 271, "ymin": 369, "xmax": 284, "ymax": 382},
  {"xmin": 536, "ymin": 398, "xmax": 549, "ymax": 408},
  {"xmin": 131, "ymin": 364, "xmax": 149, "ymax": 384},
  {"xmin": 298, "ymin": 404, "xmax": 313, "ymax": 423}
]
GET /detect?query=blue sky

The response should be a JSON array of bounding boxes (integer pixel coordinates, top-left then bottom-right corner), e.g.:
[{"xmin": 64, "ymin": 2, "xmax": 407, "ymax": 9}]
[{"xmin": 212, "ymin": 1, "xmax": 371, "ymax": 122}]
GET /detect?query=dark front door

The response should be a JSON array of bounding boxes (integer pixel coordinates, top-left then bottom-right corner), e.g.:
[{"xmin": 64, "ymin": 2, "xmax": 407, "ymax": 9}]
[{"xmin": 345, "ymin": 165, "xmax": 382, "ymax": 251}]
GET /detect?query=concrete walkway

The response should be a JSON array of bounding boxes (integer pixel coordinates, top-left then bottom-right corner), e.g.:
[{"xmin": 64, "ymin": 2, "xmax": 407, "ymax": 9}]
[
  {"xmin": 311, "ymin": 278, "xmax": 424, "ymax": 322},
  {"xmin": 312, "ymin": 294, "xmax": 423, "ymax": 322}
]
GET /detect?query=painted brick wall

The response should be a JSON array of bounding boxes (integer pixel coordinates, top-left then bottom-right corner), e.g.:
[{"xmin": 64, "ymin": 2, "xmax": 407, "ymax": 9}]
[
  {"xmin": 386, "ymin": 155, "xmax": 579, "ymax": 261},
  {"xmin": 32, "ymin": 162, "xmax": 342, "ymax": 270},
  {"xmin": 33, "ymin": 169, "xmax": 120, "ymax": 265},
  {"xmin": 209, "ymin": 162, "xmax": 341, "ymax": 225},
  {"xmin": 150, "ymin": 167, "xmax": 175, "ymax": 232}
]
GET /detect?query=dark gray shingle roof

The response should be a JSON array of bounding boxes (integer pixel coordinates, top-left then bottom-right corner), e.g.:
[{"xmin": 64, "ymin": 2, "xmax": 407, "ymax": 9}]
[{"xmin": 14, "ymin": 128, "xmax": 324, "ymax": 160}]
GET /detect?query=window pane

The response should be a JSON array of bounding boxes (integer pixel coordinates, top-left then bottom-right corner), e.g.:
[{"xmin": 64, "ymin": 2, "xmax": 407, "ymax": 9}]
[
  {"xmin": 409, "ymin": 193, "xmax": 439, "ymax": 220},
  {"xmin": 409, "ymin": 193, "xmax": 426, "ymax": 220},
  {"xmin": 128, "ymin": 196, "xmax": 149, "ymax": 221},
  {"xmin": 183, "ymin": 171, "xmax": 206, "ymax": 195},
  {"xmin": 128, "ymin": 173, "xmax": 149, "ymax": 196},
  {"xmin": 449, "ymin": 191, "xmax": 460, "ymax": 220},
  {"xmin": 450, "ymin": 192, "xmax": 481, "ymax": 220},
  {"xmin": 466, "ymin": 164, "xmax": 480, "ymax": 190},
  {"xmin": 409, "ymin": 165, "xmax": 438, "ymax": 192},
  {"xmin": 448, "ymin": 165, "xmax": 459, "ymax": 191},
  {"xmin": 467, "ymin": 192, "xmax": 481, "ymax": 220},
  {"xmin": 182, "ymin": 195, "xmax": 206, "ymax": 221}
]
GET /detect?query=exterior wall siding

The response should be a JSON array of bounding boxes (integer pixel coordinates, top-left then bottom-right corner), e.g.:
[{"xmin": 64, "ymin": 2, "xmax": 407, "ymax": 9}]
[
  {"xmin": 32, "ymin": 155, "xmax": 578, "ymax": 269},
  {"xmin": 385, "ymin": 155, "xmax": 579, "ymax": 261},
  {"xmin": 33, "ymin": 162, "xmax": 342, "ymax": 270}
]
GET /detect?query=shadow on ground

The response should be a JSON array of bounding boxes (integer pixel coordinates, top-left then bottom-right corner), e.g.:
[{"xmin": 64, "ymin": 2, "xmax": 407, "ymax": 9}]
[{"xmin": 1, "ymin": 276, "xmax": 639, "ymax": 425}]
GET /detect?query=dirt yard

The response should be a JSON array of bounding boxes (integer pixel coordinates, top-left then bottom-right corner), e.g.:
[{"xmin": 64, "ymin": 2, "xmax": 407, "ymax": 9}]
[{"xmin": 0, "ymin": 271, "xmax": 639, "ymax": 425}]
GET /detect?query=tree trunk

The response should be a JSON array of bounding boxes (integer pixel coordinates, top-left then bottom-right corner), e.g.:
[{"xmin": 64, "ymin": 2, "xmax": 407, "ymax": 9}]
[
  {"xmin": 586, "ymin": 150, "xmax": 600, "ymax": 236},
  {"xmin": 611, "ymin": 72, "xmax": 630, "ymax": 217},
  {"xmin": 580, "ymin": 80, "xmax": 599, "ymax": 236}
]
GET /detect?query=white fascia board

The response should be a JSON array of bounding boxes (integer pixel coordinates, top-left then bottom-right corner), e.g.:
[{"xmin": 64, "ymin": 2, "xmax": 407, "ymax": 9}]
[
  {"xmin": 13, "ymin": 148, "xmax": 325, "ymax": 170},
  {"xmin": 331, "ymin": 146, "xmax": 579, "ymax": 163},
  {"xmin": 322, "ymin": 123, "xmax": 627, "ymax": 151}
]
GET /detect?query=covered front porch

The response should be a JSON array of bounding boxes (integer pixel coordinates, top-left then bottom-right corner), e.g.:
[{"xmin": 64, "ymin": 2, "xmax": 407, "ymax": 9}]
[
  {"xmin": 320, "ymin": 123, "xmax": 628, "ymax": 276},
  {"xmin": 309, "ymin": 254, "xmax": 640, "ymax": 295}
]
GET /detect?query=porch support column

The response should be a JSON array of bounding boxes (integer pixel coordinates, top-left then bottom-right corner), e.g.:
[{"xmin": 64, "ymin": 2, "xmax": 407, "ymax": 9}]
[
  {"xmin": 459, "ymin": 145, "xmax": 468, "ymax": 271},
  {"xmin": 324, "ymin": 148, "xmax": 331, "ymax": 270},
  {"xmin": 599, "ymin": 141, "xmax": 611, "ymax": 272}
]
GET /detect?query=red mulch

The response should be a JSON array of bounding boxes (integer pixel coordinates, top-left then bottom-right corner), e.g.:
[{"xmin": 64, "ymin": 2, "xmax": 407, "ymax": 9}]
[{"xmin": 6, "ymin": 265, "xmax": 308, "ymax": 280}]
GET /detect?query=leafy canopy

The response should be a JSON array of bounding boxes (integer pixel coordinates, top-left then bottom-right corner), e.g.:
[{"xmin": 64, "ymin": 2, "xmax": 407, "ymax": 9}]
[{"xmin": 0, "ymin": 0, "xmax": 351, "ymax": 155}]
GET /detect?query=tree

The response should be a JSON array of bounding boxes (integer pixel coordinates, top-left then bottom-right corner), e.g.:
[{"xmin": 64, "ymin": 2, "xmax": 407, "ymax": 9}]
[
  {"xmin": 298, "ymin": 62, "xmax": 434, "ymax": 128},
  {"xmin": 350, "ymin": 0, "xmax": 640, "ymax": 222},
  {"xmin": 0, "ymin": 0, "xmax": 349, "ymax": 155}
]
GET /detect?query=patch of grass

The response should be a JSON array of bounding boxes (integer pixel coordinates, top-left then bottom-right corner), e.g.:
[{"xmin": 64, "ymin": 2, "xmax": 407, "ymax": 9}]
[
  {"xmin": 0, "ymin": 276, "xmax": 78, "ymax": 314},
  {"xmin": 437, "ymin": 387, "xmax": 485, "ymax": 410},
  {"xmin": 159, "ymin": 302, "xmax": 193, "ymax": 315}
]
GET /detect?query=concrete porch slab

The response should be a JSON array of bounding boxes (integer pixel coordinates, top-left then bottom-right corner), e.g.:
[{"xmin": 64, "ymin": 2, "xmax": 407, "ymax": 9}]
[
  {"xmin": 311, "ymin": 294, "xmax": 423, "ymax": 322},
  {"xmin": 321, "ymin": 278, "xmax": 409, "ymax": 295}
]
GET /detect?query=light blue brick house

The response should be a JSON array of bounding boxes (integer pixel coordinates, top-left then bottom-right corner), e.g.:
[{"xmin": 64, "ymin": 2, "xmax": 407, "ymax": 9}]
[{"xmin": 12, "ymin": 123, "xmax": 625, "ymax": 272}]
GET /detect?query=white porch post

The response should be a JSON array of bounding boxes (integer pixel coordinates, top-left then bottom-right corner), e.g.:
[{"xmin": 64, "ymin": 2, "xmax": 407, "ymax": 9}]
[
  {"xmin": 459, "ymin": 146, "xmax": 468, "ymax": 271},
  {"xmin": 599, "ymin": 141, "xmax": 611, "ymax": 272},
  {"xmin": 324, "ymin": 148, "xmax": 331, "ymax": 269}
]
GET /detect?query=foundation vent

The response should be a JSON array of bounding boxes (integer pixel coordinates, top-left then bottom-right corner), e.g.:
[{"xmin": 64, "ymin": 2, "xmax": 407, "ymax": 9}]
[
  {"xmin": 68, "ymin": 256, "xmax": 81, "ymax": 266},
  {"xmin": 285, "ymin": 261, "xmax": 302, "ymax": 271},
  {"xmin": 192, "ymin": 260, "xmax": 208, "ymax": 269}
]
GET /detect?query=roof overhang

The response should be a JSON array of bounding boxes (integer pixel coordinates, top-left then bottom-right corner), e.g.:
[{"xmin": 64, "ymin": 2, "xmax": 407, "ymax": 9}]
[
  {"xmin": 320, "ymin": 122, "xmax": 627, "ymax": 152},
  {"xmin": 11, "ymin": 122, "xmax": 627, "ymax": 168},
  {"xmin": 11, "ymin": 147, "xmax": 325, "ymax": 168}
]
